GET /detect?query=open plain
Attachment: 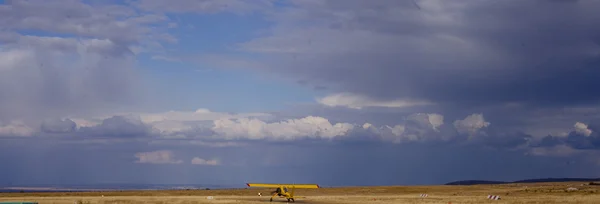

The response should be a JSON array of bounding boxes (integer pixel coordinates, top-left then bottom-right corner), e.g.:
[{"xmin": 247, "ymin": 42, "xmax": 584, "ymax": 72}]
[{"xmin": 1, "ymin": 182, "xmax": 599, "ymax": 204}]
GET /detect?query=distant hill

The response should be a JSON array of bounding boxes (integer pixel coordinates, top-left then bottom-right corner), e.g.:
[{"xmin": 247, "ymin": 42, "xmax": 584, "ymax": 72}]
[
  {"xmin": 445, "ymin": 178, "xmax": 600, "ymax": 185},
  {"xmin": 445, "ymin": 180, "xmax": 507, "ymax": 185}
]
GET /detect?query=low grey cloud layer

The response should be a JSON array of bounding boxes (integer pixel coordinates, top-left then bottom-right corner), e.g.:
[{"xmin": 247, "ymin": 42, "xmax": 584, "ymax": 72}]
[
  {"xmin": 2, "ymin": 108, "xmax": 597, "ymax": 158},
  {"xmin": 1, "ymin": 106, "xmax": 599, "ymax": 186}
]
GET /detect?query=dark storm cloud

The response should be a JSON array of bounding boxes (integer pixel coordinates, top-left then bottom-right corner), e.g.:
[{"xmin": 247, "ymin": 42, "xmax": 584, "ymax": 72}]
[{"xmin": 238, "ymin": 0, "xmax": 600, "ymax": 108}]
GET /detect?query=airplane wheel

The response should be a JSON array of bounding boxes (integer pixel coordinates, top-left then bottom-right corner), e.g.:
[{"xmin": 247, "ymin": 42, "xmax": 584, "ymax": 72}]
[
  {"xmin": 270, "ymin": 198, "xmax": 273, "ymax": 202},
  {"xmin": 291, "ymin": 198, "xmax": 295, "ymax": 202}
]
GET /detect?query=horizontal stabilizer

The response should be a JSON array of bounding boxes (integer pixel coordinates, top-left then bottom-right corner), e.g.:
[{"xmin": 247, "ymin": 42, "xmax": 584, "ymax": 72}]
[{"xmin": 246, "ymin": 183, "xmax": 320, "ymax": 188}]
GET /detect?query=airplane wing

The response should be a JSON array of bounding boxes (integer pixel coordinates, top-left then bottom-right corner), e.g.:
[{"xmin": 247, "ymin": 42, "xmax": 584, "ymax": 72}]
[{"xmin": 246, "ymin": 183, "xmax": 320, "ymax": 188}]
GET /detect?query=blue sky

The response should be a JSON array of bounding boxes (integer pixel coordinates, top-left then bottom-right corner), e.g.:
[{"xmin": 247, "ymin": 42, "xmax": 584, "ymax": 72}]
[
  {"xmin": 136, "ymin": 9, "xmax": 319, "ymax": 113},
  {"xmin": 138, "ymin": 58, "xmax": 319, "ymax": 113},
  {"xmin": 1, "ymin": 0, "xmax": 600, "ymax": 187}
]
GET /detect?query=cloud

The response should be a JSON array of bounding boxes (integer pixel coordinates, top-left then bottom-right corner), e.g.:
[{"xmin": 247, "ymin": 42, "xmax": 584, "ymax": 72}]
[
  {"xmin": 191, "ymin": 157, "xmax": 219, "ymax": 166},
  {"xmin": 134, "ymin": 150, "xmax": 183, "ymax": 164},
  {"xmin": 0, "ymin": 0, "xmax": 180, "ymax": 122},
  {"xmin": 407, "ymin": 113, "xmax": 444, "ymax": 132},
  {"xmin": 527, "ymin": 145, "xmax": 586, "ymax": 157},
  {"xmin": 341, "ymin": 112, "xmax": 450, "ymax": 144},
  {"xmin": 0, "ymin": 105, "xmax": 587, "ymax": 159},
  {"xmin": 317, "ymin": 92, "xmax": 433, "ymax": 109},
  {"xmin": 149, "ymin": 140, "xmax": 246, "ymax": 147},
  {"xmin": 5, "ymin": 108, "xmax": 522, "ymax": 150},
  {"xmin": 40, "ymin": 118, "xmax": 77, "ymax": 133},
  {"xmin": 228, "ymin": 0, "xmax": 600, "ymax": 110},
  {"xmin": 0, "ymin": 120, "xmax": 35, "ymax": 137},
  {"xmin": 0, "ymin": 0, "xmax": 171, "ymax": 44},
  {"xmin": 62, "ymin": 110, "xmax": 442, "ymax": 144},
  {"xmin": 78, "ymin": 115, "xmax": 152, "ymax": 138},
  {"xmin": 45, "ymin": 109, "xmax": 451, "ymax": 145},
  {"xmin": 358, "ymin": 123, "xmax": 410, "ymax": 143},
  {"xmin": 132, "ymin": 0, "xmax": 276, "ymax": 15},
  {"xmin": 212, "ymin": 116, "xmax": 355, "ymax": 140},
  {"xmin": 574, "ymin": 122, "xmax": 592, "ymax": 136},
  {"xmin": 525, "ymin": 119, "xmax": 600, "ymax": 151},
  {"xmin": 137, "ymin": 108, "xmax": 270, "ymax": 135},
  {"xmin": 453, "ymin": 113, "xmax": 490, "ymax": 137}
]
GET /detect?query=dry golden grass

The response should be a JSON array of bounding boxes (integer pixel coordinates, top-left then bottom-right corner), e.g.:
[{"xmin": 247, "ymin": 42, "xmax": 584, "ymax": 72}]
[{"xmin": 1, "ymin": 182, "xmax": 599, "ymax": 204}]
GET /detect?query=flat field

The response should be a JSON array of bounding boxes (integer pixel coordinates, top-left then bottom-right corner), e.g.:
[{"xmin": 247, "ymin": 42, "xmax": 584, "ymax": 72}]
[{"xmin": 1, "ymin": 182, "xmax": 599, "ymax": 204}]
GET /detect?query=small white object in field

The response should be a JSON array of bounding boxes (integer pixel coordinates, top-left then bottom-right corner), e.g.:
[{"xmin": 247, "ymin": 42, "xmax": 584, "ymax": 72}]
[
  {"xmin": 487, "ymin": 195, "xmax": 501, "ymax": 200},
  {"xmin": 207, "ymin": 196, "xmax": 214, "ymax": 199},
  {"xmin": 258, "ymin": 192, "xmax": 262, "ymax": 196}
]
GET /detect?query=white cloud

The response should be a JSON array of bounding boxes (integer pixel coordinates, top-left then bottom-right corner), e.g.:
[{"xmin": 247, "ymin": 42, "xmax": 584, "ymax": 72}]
[
  {"xmin": 381, "ymin": 124, "xmax": 415, "ymax": 143},
  {"xmin": 389, "ymin": 125, "xmax": 406, "ymax": 137},
  {"xmin": 137, "ymin": 109, "xmax": 270, "ymax": 134},
  {"xmin": 410, "ymin": 113, "xmax": 444, "ymax": 132},
  {"xmin": 6, "ymin": 105, "xmax": 509, "ymax": 148},
  {"xmin": 317, "ymin": 93, "xmax": 432, "ymax": 109},
  {"xmin": 58, "ymin": 109, "xmax": 456, "ymax": 144},
  {"xmin": 574, "ymin": 122, "xmax": 592, "ymax": 136},
  {"xmin": 360, "ymin": 113, "xmax": 446, "ymax": 143},
  {"xmin": 139, "ymin": 108, "xmax": 253, "ymax": 123},
  {"xmin": 149, "ymin": 120, "xmax": 196, "ymax": 134},
  {"xmin": 0, "ymin": 120, "xmax": 36, "ymax": 137},
  {"xmin": 212, "ymin": 116, "xmax": 355, "ymax": 140},
  {"xmin": 453, "ymin": 113, "xmax": 490, "ymax": 137},
  {"xmin": 134, "ymin": 150, "xmax": 183, "ymax": 164},
  {"xmin": 191, "ymin": 157, "xmax": 219, "ymax": 166},
  {"xmin": 64, "ymin": 109, "xmax": 269, "ymax": 136}
]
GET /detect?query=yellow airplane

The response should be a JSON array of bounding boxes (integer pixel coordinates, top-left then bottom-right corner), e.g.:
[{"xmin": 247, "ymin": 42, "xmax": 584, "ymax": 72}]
[{"xmin": 246, "ymin": 183, "xmax": 320, "ymax": 202}]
